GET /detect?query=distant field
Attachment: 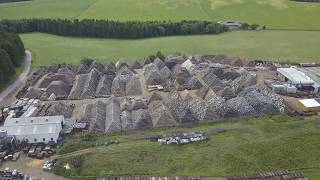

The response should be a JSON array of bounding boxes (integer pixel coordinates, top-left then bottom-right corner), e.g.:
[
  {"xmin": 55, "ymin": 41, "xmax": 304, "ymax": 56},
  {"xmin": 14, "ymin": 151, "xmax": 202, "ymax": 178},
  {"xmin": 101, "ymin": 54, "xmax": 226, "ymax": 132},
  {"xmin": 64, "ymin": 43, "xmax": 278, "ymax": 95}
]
[
  {"xmin": 55, "ymin": 114, "xmax": 320, "ymax": 179},
  {"xmin": 1, "ymin": 0, "xmax": 320, "ymax": 29},
  {"xmin": 0, "ymin": 0, "xmax": 96, "ymax": 19},
  {"xmin": 21, "ymin": 30, "xmax": 320, "ymax": 66}
]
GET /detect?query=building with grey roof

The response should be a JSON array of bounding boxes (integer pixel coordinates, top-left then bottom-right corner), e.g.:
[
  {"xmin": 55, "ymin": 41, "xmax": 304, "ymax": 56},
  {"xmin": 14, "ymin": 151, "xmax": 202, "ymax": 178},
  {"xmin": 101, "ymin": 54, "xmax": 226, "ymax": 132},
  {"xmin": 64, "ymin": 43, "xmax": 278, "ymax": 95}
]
[
  {"xmin": 0, "ymin": 116, "xmax": 64, "ymax": 144},
  {"xmin": 277, "ymin": 67, "xmax": 320, "ymax": 94},
  {"xmin": 277, "ymin": 67, "xmax": 314, "ymax": 86},
  {"xmin": 298, "ymin": 66, "xmax": 320, "ymax": 93}
]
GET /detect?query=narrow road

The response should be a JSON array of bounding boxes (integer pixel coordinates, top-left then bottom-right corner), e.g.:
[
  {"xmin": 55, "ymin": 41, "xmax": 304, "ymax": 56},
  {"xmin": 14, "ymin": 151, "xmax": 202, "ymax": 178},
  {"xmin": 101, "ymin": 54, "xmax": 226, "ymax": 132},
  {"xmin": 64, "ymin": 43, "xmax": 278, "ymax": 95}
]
[{"xmin": 0, "ymin": 50, "xmax": 32, "ymax": 103}]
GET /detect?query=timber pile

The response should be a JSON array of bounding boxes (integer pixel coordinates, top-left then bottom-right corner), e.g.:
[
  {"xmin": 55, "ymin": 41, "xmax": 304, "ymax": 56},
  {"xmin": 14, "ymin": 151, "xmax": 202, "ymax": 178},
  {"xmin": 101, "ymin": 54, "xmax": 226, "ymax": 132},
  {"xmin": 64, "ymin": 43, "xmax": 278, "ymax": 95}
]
[
  {"xmin": 68, "ymin": 74, "xmax": 87, "ymax": 99},
  {"xmin": 148, "ymin": 101, "xmax": 177, "ymax": 127},
  {"xmin": 96, "ymin": 74, "xmax": 115, "ymax": 97},
  {"xmin": 154, "ymin": 58, "xmax": 166, "ymax": 70},
  {"xmin": 144, "ymin": 63, "xmax": 164, "ymax": 86},
  {"xmin": 126, "ymin": 75, "xmax": 142, "ymax": 96},
  {"xmin": 202, "ymin": 70, "xmax": 226, "ymax": 92},
  {"xmin": 165, "ymin": 90, "xmax": 197, "ymax": 123},
  {"xmin": 81, "ymin": 68, "xmax": 101, "ymax": 99},
  {"xmin": 22, "ymin": 54, "xmax": 288, "ymax": 133},
  {"xmin": 46, "ymin": 81, "xmax": 71, "ymax": 99},
  {"xmin": 105, "ymin": 62, "xmax": 116, "ymax": 75},
  {"xmin": 34, "ymin": 102, "xmax": 74, "ymax": 118},
  {"xmin": 131, "ymin": 109, "xmax": 153, "ymax": 130},
  {"xmin": 69, "ymin": 68, "xmax": 101, "ymax": 99},
  {"xmin": 130, "ymin": 60, "xmax": 142, "ymax": 69},
  {"xmin": 39, "ymin": 73, "xmax": 74, "ymax": 88},
  {"xmin": 159, "ymin": 66, "xmax": 173, "ymax": 79},
  {"xmin": 165, "ymin": 55, "xmax": 185, "ymax": 69},
  {"xmin": 24, "ymin": 87, "xmax": 43, "ymax": 99}
]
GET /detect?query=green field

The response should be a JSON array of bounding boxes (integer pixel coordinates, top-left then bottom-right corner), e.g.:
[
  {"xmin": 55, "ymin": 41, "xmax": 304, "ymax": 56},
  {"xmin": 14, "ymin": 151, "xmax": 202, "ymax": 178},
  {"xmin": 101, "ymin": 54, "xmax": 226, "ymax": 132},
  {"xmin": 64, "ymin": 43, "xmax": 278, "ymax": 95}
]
[
  {"xmin": 55, "ymin": 114, "xmax": 320, "ymax": 179},
  {"xmin": 1, "ymin": 0, "xmax": 320, "ymax": 30},
  {"xmin": 0, "ymin": 0, "xmax": 96, "ymax": 19},
  {"xmin": 21, "ymin": 30, "xmax": 320, "ymax": 66}
]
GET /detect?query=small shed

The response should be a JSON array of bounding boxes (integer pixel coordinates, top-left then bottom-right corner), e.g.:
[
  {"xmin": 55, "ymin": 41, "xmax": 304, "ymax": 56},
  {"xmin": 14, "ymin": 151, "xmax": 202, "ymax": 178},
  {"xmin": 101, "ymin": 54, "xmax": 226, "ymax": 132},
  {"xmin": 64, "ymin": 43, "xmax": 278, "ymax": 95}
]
[{"xmin": 299, "ymin": 99, "xmax": 320, "ymax": 111}]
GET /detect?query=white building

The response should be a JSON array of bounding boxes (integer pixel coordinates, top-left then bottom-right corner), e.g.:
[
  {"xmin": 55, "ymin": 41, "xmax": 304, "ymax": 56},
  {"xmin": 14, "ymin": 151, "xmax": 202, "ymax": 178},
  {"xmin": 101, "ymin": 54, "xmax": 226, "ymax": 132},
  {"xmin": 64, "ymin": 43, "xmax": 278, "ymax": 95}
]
[
  {"xmin": 0, "ymin": 116, "xmax": 64, "ymax": 144},
  {"xmin": 218, "ymin": 20, "xmax": 242, "ymax": 30},
  {"xmin": 277, "ymin": 67, "xmax": 319, "ymax": 93},
  {"xmin": 277, "ymin": 67, "xmax": 314, "ymax": 86},
  {"xmin": 299, "ymin": 99, "xmax": 320, "ymax": 111}
]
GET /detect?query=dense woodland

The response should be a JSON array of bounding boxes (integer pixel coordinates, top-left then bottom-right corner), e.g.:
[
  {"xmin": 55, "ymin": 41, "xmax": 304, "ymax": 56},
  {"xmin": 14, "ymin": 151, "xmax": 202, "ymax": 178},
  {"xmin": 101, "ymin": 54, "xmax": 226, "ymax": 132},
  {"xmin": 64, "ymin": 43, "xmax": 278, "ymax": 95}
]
[
  {"xmin": 0, "ymin": 19, "xmax": 229, "ymax": 39},
  {"xmin": 0, "ymin": 31, "xmax": 25, "ymax": 87}
]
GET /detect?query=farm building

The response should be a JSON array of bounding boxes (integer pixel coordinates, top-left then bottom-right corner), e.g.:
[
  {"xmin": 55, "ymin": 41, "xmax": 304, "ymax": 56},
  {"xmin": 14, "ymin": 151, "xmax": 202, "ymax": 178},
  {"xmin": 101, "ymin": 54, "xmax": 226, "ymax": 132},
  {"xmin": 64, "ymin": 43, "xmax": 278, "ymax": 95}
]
[
  {"xmin": 298, "ymin": 66, "xmax": 320, "ymax": 93},
  {"xmin": 277, "ymin": 67, "xmax": 318, "ymax": 93},
  {"xmin": 0, "ymin": 116, "xmax": 64, "ymax": 144},
  {"xmin": 218, "ymin": 20, "xmax": 242, "ymax": 30},
  {"xmin": 299, "ymin": 99, "xmax": 320, "ymax": 112}
]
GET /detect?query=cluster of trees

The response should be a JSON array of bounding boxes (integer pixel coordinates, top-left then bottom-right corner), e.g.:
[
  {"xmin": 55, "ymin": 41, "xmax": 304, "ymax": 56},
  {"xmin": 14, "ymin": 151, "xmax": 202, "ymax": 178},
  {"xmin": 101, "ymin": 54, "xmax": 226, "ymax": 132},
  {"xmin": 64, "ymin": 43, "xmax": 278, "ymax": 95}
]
[
  {"xmin": 0, "ymin": 0, "xmax": 29, "ymax": 3},
  {"xmin": 0, "ymin": 19, "xmax": 229, "ymax": 39},
  {"xmin": 147, "ymin": 51, "xmax": 166, "ymax": 61},
  {"xmin": 240, "ymin": 23, "xmax": 262, "ymax": 30},
  {"xmin": 0, "ymin": 31, "xmax": 25, "ymax": 87}
]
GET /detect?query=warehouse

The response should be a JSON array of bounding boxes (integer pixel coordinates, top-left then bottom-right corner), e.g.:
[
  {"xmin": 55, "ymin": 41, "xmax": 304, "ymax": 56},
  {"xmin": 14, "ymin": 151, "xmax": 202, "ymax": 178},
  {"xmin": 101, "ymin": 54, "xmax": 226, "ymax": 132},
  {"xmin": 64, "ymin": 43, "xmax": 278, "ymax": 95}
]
[
  {"xmin": 298, "ymin": 66, "xmax": 320, "ymax": 94},
  {"xmin": 277, "ymin": 67, "xmax": 318, "ymax": 93},
  {"xmin": 0, "ymin": 116, "xmax": 64, "ymax": 144}
]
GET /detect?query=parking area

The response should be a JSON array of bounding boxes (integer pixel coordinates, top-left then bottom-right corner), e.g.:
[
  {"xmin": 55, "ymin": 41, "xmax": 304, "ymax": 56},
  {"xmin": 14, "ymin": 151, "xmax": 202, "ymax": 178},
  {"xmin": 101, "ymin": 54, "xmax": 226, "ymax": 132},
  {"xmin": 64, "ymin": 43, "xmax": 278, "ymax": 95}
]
[{"xmin": 0, "ymin": 154, "xmax": 67, "ymax": 180}]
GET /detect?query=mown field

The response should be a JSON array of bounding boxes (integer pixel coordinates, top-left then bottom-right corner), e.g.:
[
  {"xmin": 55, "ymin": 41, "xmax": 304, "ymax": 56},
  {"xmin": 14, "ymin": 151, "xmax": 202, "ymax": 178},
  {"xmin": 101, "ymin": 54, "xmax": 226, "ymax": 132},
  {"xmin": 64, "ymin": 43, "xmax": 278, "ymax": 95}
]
[
  {"xmin": 1, "ymin": 0, "xmax": 320, "ymax": 30},
  {"xmin": 21, "ymin": 30, "xmax": 320, "ymax": 66},
  {"xmin": 55, "ymin": 114, "xmax": 320, "ymax": 179}
]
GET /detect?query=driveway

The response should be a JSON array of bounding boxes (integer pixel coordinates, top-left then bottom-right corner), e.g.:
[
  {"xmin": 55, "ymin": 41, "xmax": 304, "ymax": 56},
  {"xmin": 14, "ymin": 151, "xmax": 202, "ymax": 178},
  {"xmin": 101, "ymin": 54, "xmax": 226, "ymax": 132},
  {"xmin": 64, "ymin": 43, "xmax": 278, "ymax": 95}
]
[{"xmin": 0, "ymin": 50, "xmax": 32, "ymax": 103}]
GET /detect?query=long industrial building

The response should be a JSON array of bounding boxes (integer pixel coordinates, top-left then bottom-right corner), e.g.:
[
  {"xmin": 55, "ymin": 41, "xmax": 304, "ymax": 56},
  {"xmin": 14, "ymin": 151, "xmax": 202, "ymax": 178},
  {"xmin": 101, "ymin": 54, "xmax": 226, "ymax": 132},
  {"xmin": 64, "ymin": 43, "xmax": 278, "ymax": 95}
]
[
  {"xmin": 0, "ymin": 116, "xmax": 64, "ymax": 144},
  {"xmin": 277, "ymin": 67, "xmax": 320, "ymax": 93}
]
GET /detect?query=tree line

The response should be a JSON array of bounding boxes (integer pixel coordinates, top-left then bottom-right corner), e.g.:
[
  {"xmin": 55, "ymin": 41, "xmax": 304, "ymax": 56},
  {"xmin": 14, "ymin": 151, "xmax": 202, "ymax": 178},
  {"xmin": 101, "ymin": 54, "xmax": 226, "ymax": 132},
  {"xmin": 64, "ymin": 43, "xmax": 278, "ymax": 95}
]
[
  {"xmin": 0, "ymin": 19, "xmax": 229, "ymax": 39},
  {"xmin": 0, "ymin": 31, "xmax": 25, "ymax": 87}
]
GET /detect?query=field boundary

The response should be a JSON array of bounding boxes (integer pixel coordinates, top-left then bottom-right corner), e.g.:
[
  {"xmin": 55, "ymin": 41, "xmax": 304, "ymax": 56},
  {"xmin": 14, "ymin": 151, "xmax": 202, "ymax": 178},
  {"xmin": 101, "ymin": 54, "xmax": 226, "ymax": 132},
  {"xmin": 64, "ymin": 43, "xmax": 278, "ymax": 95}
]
[{"xmin": 73, "ymin": 0, "xmax": 99, "ymax": 19}]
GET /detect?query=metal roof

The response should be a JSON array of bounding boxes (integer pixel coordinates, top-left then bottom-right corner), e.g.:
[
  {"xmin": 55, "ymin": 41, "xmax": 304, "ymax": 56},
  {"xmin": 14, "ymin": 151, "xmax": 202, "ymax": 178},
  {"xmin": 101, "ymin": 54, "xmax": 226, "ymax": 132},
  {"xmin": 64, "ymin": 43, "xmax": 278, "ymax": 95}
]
[
  {"xmin": 299, "ymin": 99, "xmax": 320, "ymax": 108},
  {"xmin": 298, "ymin": 67, "xmax": 320, "ymax": 83},
  {"xmin": 4, "ymin": 116, "xmax": 64, "ymax": 126},
  {"xmin": 0, "ymin": 116, "xmax": 64, "ymax": 136},
  {"xmin": 1, "ymin": 124, "xmax": 60, "ymax": 136},
  {"xmin": 277, "ymin": 67, "xmax": 314, "ymax": 85}
]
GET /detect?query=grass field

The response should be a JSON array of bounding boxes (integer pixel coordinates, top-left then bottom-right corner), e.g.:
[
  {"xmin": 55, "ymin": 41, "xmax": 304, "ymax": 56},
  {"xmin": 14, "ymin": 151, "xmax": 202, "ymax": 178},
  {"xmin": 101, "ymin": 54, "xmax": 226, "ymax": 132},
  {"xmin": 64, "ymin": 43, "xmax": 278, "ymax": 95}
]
[
  {"xmin": 54, "ymin": 114, "xmax": 320, "ymax": 179},
  {"xmin": 1, "ymin": 0, "xmax": 320, "ymax": 30},
  {"xmin": 21, "ymin": 30, "xmax": 320, "ymax": 67},
  {"xmin": 0, "ymin": 0, "xmax": 96, "ymax": 19}
]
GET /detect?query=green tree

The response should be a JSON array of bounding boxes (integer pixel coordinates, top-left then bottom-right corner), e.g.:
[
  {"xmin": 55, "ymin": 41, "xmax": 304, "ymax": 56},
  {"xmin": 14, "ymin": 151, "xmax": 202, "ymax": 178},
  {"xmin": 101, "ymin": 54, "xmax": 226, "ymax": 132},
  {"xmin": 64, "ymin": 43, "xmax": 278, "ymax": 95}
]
[
  {"xmin": 80, "ymin": 57, "xmax": 94, "ymax": 66},
  {"xmin": 0, "ymin": 49, "xmax": 15, "ymax": 85},
  {"xmin": 241, "ymin": 23, "xmax": 250, "ymax": 30},
  {"xmin": 156, "ymin": 51, "xmax": 165, "ymax": 60},
  {"xmin": 250, "ymin": 24, "xmax": 260, "ymax": 30}
]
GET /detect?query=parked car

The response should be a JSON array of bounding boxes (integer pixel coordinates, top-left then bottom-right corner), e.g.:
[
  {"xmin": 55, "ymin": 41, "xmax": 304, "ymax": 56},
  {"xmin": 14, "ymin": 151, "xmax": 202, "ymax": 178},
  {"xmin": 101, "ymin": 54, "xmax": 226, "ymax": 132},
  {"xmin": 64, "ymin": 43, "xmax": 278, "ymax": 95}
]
[
  {"xmin": 42, "ymin": 159, "xmax": 57, "ymax": 171},
  {"xmin": 12, "ymin": 152, "xmax": 20, "ymax": 161}
]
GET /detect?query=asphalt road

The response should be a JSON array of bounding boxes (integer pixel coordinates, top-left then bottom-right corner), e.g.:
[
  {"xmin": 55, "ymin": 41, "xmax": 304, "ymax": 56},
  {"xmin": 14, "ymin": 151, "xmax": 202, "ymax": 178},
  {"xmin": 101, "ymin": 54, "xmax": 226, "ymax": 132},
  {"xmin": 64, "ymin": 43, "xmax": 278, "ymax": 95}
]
[{"xmin": 0, "ymin": 50, "xmax": 32, "ymax": 103}]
